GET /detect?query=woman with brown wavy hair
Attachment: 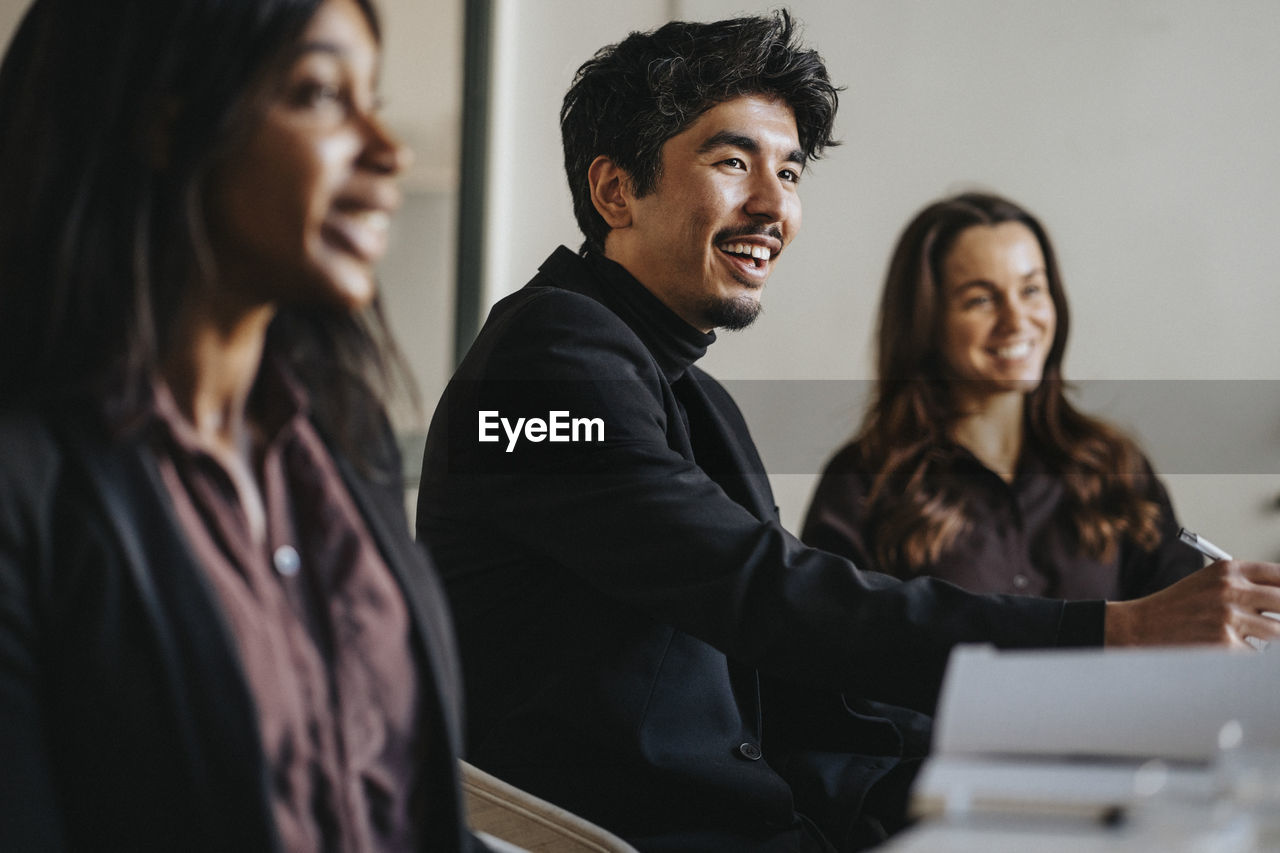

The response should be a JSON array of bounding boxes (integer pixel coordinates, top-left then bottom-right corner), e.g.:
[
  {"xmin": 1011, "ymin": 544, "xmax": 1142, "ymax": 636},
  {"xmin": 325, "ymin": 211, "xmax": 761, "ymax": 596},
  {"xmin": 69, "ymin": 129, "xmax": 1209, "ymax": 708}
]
[{"xmin": 802, "ymin": 191, "xmax": 1200, "ymax": 598}]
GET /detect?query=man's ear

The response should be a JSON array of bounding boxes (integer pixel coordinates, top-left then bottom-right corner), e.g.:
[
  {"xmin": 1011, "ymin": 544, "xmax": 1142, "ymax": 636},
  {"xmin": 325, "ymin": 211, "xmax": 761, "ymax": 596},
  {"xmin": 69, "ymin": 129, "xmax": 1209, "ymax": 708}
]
[{"xmin": 587, "ymin": 155, "xmax": 633, "ymax": 229}]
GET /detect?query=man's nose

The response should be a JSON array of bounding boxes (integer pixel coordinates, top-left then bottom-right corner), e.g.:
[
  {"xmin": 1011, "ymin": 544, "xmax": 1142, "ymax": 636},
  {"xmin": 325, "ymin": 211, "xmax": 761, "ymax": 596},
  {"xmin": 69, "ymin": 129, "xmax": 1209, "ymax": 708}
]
[{"xmin": 743, "ymin": 170, "xmax": 789, "ymax": 222}]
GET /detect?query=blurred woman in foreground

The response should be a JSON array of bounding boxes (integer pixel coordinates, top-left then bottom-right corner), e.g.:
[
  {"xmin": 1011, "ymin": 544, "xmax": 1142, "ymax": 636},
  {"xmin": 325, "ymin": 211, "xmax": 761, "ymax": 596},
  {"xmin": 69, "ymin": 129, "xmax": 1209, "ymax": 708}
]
[{"xmin": 0, "ymin": 0, "xmax": 482, "ymax": 848}]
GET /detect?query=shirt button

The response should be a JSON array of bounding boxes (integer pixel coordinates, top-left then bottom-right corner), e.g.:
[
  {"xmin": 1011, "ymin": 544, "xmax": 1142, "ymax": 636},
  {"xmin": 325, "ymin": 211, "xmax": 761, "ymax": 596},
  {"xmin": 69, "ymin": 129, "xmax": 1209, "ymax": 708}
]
[
  {"xmin": 273, "ymin": 545, "xmax": 301, "ymax": 577},
  {"xmin": 737, "ymin": 742, "xmax": 762, "ymax": 761},
  {"xmin": 1012, "ymin": 574, "xmax": 1029, "ymax": 590}
]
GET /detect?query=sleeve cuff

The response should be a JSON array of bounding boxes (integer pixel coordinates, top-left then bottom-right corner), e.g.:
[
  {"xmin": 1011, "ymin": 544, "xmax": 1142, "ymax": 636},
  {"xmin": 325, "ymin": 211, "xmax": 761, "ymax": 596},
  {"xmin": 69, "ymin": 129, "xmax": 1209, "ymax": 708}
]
[{"xmin": 1055, "ymin": 600, "xmax": 1106, "ymax": 647}]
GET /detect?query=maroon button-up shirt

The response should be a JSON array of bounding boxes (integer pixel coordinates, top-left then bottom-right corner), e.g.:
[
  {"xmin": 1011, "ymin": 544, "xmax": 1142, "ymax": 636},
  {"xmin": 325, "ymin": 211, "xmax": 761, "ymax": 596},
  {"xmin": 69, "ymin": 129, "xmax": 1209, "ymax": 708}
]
[
  {"xmin": 148, "ymin": 366, "xmax": 423, "ymax": 852},
  {"xmin": 803, "ymin": 440, "xmax": 1201, "ymax": 600}
]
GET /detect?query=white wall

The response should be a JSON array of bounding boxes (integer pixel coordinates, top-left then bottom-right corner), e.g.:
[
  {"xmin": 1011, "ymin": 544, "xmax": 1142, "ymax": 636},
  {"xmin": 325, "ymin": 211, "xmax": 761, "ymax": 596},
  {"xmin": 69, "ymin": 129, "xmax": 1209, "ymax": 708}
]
[
  {"xmin": 483, "ymin": 0, "xmax": 1280, "ymax": 560},
  {"xmin": 481, "ymin": 0, "xmax": 673, "ymax": 308},
  {"xmin": 0, "ymin": 1, "xmax": 20, "ymax": 50},
  {"xmin": 376, "ymin": 0, "xmax": 462, "ymax": 434}
]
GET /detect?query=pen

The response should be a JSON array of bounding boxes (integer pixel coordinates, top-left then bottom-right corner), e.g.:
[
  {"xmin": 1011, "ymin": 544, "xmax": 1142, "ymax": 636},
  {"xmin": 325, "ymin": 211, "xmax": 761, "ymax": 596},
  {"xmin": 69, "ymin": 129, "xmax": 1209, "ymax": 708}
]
[{"xmin": 1176, "ymin": 527, "xmax": 1233, "ymax": 562}]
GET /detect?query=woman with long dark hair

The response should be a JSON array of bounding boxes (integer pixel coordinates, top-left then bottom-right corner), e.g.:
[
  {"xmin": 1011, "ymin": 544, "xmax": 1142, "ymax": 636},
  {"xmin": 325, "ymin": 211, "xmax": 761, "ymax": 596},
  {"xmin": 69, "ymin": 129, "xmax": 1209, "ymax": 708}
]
[
  {"xmin": 0, "ymin": 0, "xmax": 482, "ymax": 849},
  {"xmin": 803, "ymin": 191, "xmax": 1200, "ymax": 598}
]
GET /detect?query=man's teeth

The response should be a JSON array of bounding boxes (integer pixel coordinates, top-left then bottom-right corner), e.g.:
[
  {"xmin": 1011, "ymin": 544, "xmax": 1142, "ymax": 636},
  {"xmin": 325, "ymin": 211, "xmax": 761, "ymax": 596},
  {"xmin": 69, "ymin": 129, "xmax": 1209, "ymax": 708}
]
[
  {"xmin": 721, "ymin": 243, "xmax": 771, "ymax": 261},
  {"xmin": 995, "ymin": 342, "xmax": 1032, "ymax": 359}
]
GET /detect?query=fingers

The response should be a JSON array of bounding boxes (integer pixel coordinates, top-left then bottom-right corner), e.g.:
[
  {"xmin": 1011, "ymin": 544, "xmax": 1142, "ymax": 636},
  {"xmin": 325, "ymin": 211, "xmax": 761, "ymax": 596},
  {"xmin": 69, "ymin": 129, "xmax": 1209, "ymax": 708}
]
[
  {"xmin": 1229, "ymin": 563, "xmax": 1280, "ymax": 616},
  {"xmin": 1235, "ymin": 560, "xmax": 1280, "ymax": 586},
  {"xmin": 1221, "ymin": 604, "xmax": 1280, "ymax": 652},
  {"xmin": 1235, "ymin": 610, "xmax": 1280, "ymax": 646},
  {"xmin": 1106, "ymin": 563, "xmax": 1280, "ymax": 648},
  {"xmin": 1201, "ymin": 560, "xmax": 1280, "ymax": 615}
]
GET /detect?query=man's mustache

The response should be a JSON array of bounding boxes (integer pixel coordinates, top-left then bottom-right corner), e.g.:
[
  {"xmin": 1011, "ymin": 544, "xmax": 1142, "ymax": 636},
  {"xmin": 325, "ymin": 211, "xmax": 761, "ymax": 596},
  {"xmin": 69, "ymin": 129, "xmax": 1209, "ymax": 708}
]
[{"xmin": 713, "ymin": 224, "xmax": 783, "ymax": 244}]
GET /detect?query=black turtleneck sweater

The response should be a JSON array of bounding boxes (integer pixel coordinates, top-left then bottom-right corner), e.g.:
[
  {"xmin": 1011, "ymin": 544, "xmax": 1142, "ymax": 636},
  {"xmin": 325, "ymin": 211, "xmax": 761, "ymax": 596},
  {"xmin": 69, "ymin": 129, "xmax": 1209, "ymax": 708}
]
[
  {"xmin": 582, "ymin": 248, "xmax": 714, "ymax": 383},
  {"xmin": 417, "ymin": 245, "xmax": 1105, "ymax": 852}
]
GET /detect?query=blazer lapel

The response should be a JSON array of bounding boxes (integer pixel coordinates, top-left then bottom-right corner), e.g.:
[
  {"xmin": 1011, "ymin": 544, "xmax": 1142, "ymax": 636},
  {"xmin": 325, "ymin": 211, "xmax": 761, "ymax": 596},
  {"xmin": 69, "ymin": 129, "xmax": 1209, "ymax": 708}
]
[
  {"xmin": 673, "ymin": 373, "xmax": 779, "ymax": 523},
  {"xmin": 61, "ymin": 423, "xmax": 276, "ymax": 846}
]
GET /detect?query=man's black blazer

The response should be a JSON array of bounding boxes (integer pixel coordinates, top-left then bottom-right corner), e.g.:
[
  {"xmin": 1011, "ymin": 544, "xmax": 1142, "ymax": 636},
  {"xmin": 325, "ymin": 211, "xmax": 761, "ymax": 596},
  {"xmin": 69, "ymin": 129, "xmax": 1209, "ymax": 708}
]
[{"xmin": 418, "ymin": 246, "xmax": 1103, "ymax": 850}]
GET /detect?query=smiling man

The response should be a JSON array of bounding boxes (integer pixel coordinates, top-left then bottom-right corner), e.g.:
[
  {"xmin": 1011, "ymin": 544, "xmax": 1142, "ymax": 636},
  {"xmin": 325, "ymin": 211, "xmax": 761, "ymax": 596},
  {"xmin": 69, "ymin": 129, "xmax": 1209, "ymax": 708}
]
[
  {"xmin": 417, "ymin": 12, "xmax": 1280, "ymax": 852},
  {"xmin": 593, "ymin": 92, "xmax": 801, "ymax": 332}
]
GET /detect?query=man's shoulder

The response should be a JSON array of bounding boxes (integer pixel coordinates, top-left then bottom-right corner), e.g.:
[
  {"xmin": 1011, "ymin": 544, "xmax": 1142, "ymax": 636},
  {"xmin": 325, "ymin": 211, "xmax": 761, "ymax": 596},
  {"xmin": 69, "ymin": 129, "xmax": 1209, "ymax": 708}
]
[
  {"xmin": 685, "ymin": 363, "xmax": 725, "ymax": 388},
  {"xmin": 490, "ymin": 247, "xmax": 625, "ymax": 333},
  {"xmin": 684, "ymin": 364, "xmax": 740, "ymax": 411},
  {"xmin": 490, "ymin": 282, "xmax": 625, "ymax": 338},
  {"xmin": 463, "ymin": 249, "xmax": 652, "ymax": 380}
]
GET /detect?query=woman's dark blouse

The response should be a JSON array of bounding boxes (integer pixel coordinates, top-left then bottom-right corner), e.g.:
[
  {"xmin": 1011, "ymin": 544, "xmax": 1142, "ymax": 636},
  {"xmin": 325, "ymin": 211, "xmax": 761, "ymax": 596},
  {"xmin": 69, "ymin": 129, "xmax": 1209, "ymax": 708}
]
[{"xmin": 802, "ymin": 441, "xmax": 1201, "ymax": 600}]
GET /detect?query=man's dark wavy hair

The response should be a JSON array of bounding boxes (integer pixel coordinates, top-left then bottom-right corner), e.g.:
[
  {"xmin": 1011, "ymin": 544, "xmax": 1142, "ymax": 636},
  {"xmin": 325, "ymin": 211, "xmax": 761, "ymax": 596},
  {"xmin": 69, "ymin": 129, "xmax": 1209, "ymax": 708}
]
[{"xmin": 560, "ymin": 10, "xmax": 840, "ymax": 254}]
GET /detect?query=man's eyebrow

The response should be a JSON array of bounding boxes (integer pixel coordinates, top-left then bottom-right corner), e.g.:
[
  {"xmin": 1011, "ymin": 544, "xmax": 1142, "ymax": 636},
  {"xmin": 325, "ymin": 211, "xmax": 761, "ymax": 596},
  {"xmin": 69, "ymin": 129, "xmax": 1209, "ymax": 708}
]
[
  {"xmin": 698, "ymin": 130, "xmax": 757, "ymax": 154},
  {"xmin": 697, "ymin": 130, "xmax": 806, "ymax": 166}
]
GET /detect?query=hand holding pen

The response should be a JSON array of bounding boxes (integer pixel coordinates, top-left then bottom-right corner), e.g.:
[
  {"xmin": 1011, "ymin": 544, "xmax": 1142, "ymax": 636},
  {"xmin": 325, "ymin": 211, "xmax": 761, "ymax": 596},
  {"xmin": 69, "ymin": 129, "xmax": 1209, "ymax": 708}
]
[
  {"xmin": 1176, "ymin": 527, "xmax": 1275, "ymax": 651},
  {"xmin": 1103, "ymin": 529, "xmax": 1280, "ymax": 649}
]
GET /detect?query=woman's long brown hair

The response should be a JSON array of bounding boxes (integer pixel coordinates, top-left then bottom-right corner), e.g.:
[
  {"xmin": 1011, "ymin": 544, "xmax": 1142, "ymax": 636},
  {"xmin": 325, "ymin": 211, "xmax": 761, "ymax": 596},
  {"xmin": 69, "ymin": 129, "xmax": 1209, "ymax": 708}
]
[{"xmin": 853, "ymin": 192, "xmax": 1162, "ymax": 575}]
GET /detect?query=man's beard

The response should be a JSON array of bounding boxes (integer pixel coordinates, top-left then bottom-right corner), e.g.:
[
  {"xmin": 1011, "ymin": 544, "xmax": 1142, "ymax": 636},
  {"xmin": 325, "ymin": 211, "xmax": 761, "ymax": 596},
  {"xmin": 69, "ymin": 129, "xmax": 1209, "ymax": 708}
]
[
  {"xmin": 700, "ymin": 293, "xmax": 762, "ymax": 331},
  {"xmin": 699, "ymin": 222, "xmax": 780, "ymax": 331}
]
